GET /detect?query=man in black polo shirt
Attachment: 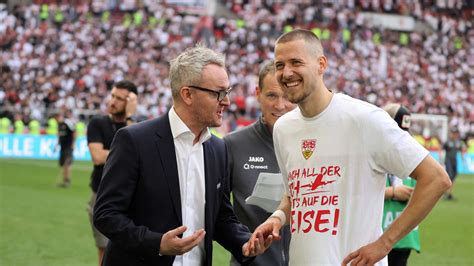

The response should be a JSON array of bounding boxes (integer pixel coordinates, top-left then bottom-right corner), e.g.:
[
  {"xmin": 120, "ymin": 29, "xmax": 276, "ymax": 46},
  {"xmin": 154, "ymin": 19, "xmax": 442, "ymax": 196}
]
[
  {"xmin": 57, "ymin": 110, "xmax": 76, "ymax": 188},
  {"xmin": 86, "ymin": 80, "xmax": 137, "ymax": 266}
]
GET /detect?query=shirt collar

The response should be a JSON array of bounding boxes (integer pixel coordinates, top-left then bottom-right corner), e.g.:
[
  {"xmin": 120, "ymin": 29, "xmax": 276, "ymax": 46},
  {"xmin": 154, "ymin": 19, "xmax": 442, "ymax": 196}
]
[
  {"xmin": 257, "ymin": 115, "xmax": 272, "ymax": 139},
  {"xmin": 169, "ymin": 106, "xmax": 212, "ymax": 144}
]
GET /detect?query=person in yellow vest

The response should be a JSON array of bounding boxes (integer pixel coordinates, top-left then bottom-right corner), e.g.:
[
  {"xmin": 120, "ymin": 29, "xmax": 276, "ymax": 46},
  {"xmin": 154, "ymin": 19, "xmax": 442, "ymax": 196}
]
[
  {"xmin": 342, "ymin": 28, "xmax": 351, "ymax": 50},
  {"xmin": 236, "ymin": 19, "xmax": 246, "ymax": 29},
  {"xmin": 467, "ymin": 135, "xmax": 474, "ymax": 154},
  {"xmin": 413, "ymin": 134, "xmax": 425, "ymax": 147},
  {"xmin": 148, "ymin": 15, "xmax": 158, "ymax": 29},
  {"xmin": 0, "ymin": 117, "xmax": 12, "ymax": 134},
  {"xmin": 373, "ymin": 32, "xmax": 381, "ymax": 46},
  {"xmin": 342, "ymin": 28, "xmax": 351, "ymax": 43},
  {"xmin": 122, "ymin": 13, "xmax": 132, "ymax": 28},
  {"xmin": 46, "ymin": 115, "xmax": 58, "ymax": 135},
  {"xmin": 101, "ymin": 11, "xmax": 110, "ymax": 24},
  {"xmin": 133, "ymin": 10, "xmax": 143, "ymax": 26},
  {"xmin": 75, "ymin": 120, "xmax": 86, "ymax": 137},
  {"xmin": 320, "ymin": 28, "xmax": 331, "ymax": 41},
  {"xmin": 283, "ymin": 25, "xmax": 293, "ymax": 33},
  {"xmin": 428, "ymin": 136, "xmax": 441, "ymax": 151},
  {"xmin": 40, "ymin": 4, "xmax": 49, "ymax": 21},
  {"xmin": 28, "ymin": 119, "xmax": 41, "ymax": 135},
  {"xmin": 454, "ymin": 36, "xmax": 463, "ymax": 50},
  {"xmin": 13, "ymin": 114, "xmax": 25, "ymax": 134},
  {"xmin": 399, "ymin": 32, "xmax": 409, "ymax": 46},
  {"xmin": 311, "ymin": 27, "xmax": 321, "ymax": 38},
  {"xmin": 54, "ymin": 8, "xmax": 65, "ymax": 29}
]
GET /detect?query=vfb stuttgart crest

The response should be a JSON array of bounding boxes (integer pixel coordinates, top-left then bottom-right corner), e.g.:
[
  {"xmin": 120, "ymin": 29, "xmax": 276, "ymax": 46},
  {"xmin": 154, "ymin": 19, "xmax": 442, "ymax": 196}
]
[{"xmin": 301, "ymin": 139, "xmax": 316, "ymax": 160}]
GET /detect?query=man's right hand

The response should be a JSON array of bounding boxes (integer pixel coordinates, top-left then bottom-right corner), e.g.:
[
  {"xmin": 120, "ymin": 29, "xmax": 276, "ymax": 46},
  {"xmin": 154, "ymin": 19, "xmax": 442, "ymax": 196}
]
[{"xmin": 159, "ymin": 226, "xmax": 205, "ymax": 256}]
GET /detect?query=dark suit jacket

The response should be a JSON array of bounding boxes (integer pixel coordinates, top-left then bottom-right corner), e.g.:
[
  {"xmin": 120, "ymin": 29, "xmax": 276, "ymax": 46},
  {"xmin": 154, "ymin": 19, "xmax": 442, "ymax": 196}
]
[{"xmin": 94, "ymin": 114, "xmax": 251, "ymax": 266}]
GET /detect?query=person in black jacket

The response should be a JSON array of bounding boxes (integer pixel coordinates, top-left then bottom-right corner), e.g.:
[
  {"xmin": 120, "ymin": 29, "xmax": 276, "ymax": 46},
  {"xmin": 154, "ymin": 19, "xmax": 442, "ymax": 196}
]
[{"xmin": 93, "ymin": 45, "xmax": 269, "ymax": 266}]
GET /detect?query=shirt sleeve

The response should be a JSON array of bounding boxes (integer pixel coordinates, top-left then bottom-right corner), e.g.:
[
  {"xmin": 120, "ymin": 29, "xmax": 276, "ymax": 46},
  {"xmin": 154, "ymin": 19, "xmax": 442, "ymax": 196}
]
[
  {"xmin": 273, "ymin": 126, "xmax": 289, "ymax": 194},
  {"xmin": 364, "ymin": 108, "xmax": 429, "ymax": 179},
  {"xmin": 87, "ymin": 117, "xmax": 103, "ymax": 144}
]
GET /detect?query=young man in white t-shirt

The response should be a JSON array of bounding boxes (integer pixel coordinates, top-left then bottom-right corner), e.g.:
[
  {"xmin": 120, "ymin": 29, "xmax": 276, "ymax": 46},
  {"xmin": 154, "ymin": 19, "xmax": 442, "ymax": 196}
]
[{"xmin": 243, "ymin": 29, "xmax": 451, "ymax": 266}]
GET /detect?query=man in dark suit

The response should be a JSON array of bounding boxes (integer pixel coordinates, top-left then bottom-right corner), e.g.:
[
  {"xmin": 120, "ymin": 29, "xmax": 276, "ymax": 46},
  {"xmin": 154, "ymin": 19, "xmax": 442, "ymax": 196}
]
[{"xmin": 93, "ymin": 45, "xmax": 270, "ymax": 266}]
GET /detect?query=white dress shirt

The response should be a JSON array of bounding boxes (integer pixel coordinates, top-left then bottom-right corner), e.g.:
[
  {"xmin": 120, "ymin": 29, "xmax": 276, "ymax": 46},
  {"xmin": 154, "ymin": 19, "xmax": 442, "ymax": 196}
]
[{"xmin": 169, "ymin": 107, "xmax": 210, "ymax": 266}]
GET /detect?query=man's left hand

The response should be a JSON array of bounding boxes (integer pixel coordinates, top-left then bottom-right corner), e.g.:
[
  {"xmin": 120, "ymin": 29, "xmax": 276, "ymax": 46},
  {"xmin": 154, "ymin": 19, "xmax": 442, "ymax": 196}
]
[{"xmin": 242, "ymin": 232, "xmax": 273, "ymax": 257}]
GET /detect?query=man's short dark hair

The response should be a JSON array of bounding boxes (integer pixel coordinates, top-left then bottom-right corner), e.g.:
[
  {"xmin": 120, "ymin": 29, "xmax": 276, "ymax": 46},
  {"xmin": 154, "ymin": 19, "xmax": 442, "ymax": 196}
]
[
  {"xmin": 114, "ymin": 80, "xmax": 138, "ymax": 95},
  {"xmin": 276, "ymin": 29, "xmax": 324, "ymax": 57},
  {"xmin": 276, "ymin": 29, "xmax": 320, "ymax": 44},
  {"xmin": 258, "ymin": 60, "xmax": 275, "ymax": 91}
]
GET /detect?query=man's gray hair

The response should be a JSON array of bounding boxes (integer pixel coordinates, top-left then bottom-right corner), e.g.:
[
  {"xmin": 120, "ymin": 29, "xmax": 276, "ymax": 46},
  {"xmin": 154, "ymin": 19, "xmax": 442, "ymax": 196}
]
[{"xmin": 169, "ymin": 45, "xmax": 226, "ymax": 99}]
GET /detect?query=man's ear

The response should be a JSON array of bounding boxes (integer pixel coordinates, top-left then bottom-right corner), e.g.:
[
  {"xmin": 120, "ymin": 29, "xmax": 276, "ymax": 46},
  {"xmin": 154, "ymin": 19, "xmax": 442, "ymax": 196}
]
[
  {"xmin": 319, "ymin": 55, "xmax": 328, "ymax": 74},
  {"xmin": 256, "ymin": 85, "xmax": 262, "ymax": 97},
  {"xmin": 255, "ymin": 86, "xmax": 263, "ymax": 104},
  {"xmin": 180, "ymin": 87, "xmax": 193, "ymax": 105}
]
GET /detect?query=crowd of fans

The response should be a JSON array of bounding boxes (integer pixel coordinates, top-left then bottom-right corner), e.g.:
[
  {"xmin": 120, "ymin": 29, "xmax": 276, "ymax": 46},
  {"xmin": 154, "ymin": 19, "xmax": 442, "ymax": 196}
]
[{"xmin": 0, "ymin": 0, "xmax": 472, "ymax": 140}]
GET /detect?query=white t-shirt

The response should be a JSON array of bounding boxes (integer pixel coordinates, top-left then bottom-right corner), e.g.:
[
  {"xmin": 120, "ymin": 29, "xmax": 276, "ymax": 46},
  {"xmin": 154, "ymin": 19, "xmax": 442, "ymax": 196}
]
[{"xmin": 273, "ymin": 93, "xmax": 428, "ymax": 266}]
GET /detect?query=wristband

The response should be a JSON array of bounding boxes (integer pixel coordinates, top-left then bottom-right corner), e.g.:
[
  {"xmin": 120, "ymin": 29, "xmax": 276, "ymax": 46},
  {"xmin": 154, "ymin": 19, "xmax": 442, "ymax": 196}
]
[{"xmin": 270, "ymin": 209, "xmax": 286, "ymax": 225}]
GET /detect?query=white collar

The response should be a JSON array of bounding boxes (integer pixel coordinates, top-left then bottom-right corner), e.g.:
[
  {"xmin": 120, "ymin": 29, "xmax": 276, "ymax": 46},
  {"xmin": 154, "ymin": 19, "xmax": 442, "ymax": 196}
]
[{"xmin": 168, "ymin": 106, "xmax": 211, "ymax": 144}]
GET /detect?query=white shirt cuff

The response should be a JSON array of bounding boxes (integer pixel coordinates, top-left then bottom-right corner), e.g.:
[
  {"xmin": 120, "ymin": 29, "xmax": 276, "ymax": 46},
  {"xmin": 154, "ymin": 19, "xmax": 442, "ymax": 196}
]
[{"xmin": 270, "ymin": 209, "xmax": 286, "ymax": 225}]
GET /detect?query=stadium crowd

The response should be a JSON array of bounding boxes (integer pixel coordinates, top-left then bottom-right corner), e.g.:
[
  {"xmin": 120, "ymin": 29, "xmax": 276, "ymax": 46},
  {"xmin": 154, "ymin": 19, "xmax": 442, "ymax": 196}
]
[{"xmin": 0, "ymin": 0, "xmax": 472, "ymax": 139}]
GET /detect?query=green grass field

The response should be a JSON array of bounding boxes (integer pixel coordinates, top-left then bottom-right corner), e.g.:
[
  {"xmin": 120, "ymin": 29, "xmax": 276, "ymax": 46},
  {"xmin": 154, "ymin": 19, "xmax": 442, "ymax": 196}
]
[{"xmin": 0, "ymin": 159, "xmax": 473, "ymax": 265}]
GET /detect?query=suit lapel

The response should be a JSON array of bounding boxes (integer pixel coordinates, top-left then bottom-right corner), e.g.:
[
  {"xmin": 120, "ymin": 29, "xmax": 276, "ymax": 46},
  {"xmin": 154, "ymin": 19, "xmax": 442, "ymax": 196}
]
[
  {"xmin": 203, "ymin": 141, "xmax": 216, "ymax": 235},
  {"xmin": 155, "ymin": 114, "xmax": 182, "ymax": 224}
]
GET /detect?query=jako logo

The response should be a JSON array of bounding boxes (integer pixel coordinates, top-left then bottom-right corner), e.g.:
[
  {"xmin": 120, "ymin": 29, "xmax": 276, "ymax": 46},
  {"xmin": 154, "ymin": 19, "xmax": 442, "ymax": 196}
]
[{"xmin": 249, "ymin": 156, "xmax": 264, "ymax": 162}]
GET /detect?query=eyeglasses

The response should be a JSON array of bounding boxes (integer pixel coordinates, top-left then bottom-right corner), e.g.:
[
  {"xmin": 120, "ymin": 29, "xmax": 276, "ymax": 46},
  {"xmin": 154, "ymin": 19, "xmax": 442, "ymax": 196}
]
[{"xmin": 188, "ymin": 85, "xmax": 233, "ymax": 102}]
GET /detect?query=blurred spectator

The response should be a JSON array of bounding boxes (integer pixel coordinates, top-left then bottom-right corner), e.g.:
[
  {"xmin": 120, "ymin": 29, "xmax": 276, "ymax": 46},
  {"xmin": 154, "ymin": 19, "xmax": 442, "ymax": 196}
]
[
  {"xmin": 56, "ymin": 110, "xmax": 76, "ymax": 188},
  {"xmin": 75, "ymin": 119, "xmax": 86, "ymax": 137},
  {"xmin": 13, "ymin": 113, "xmax": 25, "ymax": 134},
  {"xmin": 0, "ymin": 117, "xmax": 11, "ymax": 134},
  {"xmin": 28, "ymin": 117, "xmax": 41, "ymax": 135},
  {"xmin": 46, "ymin": 115, "xmax": 58, "ymax": 135},
  {"xmin": 443, "ymin": 128, "xmax": 466, "ymax": 200},
  {"xmin": 467, "ymin": 135, "xmax": 474, "ymax": 154}
]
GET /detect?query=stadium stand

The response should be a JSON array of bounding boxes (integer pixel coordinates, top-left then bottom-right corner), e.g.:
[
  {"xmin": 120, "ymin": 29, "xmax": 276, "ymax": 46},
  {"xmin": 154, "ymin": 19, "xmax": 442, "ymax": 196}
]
[{"xmin": 0, "ymin": 1, "xmax": 472, "ymax": 141}]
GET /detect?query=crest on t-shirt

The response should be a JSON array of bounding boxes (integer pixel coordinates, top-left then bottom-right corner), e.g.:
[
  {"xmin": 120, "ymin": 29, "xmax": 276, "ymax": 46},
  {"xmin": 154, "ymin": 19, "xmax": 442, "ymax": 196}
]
[{"xmin": 301, "ymin": 139, "xmax": 316, "ymax": 160}]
